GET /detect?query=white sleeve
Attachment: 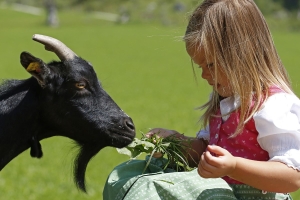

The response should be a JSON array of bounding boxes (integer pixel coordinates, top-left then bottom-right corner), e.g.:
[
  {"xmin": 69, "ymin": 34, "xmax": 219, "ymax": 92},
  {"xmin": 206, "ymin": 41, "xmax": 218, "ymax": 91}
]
[
  {"xmin": 196, "ymin": 93, "xmax": 212, "ymax": 141},
  {"xmin": 253, "ymin": 93, "xmax": 300, "ymax": 171},
  {"xmin": 196, "ymin": 126, "xmax": 210, "ymax": 141}
]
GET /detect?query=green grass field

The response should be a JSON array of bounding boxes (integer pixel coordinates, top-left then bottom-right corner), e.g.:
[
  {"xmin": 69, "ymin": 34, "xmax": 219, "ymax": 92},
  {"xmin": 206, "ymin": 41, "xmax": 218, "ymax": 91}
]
[{"xmin": 0, "ymin": 7, "xmax": 300, "ymax": 200}]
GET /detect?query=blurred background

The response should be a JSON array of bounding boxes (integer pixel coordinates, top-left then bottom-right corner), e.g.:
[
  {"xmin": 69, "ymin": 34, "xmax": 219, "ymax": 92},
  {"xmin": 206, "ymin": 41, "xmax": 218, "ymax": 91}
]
[
  {"xmin": 2, "ymin": 0, "xmax": 300, "ymax": 29},
  {"xmin": 0, "ymin": 0, "xmax": 300, "ymax": 199}
]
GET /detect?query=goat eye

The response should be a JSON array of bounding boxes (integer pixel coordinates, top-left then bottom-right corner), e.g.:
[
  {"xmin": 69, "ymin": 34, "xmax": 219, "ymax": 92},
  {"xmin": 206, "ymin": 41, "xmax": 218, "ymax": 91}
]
[{"xmin": 75, "ymin": 82, "xmax": 86, "ymax": 89}]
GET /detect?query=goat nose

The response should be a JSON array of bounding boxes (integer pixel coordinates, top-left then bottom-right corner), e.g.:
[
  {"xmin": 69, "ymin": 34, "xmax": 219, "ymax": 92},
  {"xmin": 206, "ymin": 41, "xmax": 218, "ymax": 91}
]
[{"xmin": 123, "ymin": 118, "xmax": 135, "ymax": 133}]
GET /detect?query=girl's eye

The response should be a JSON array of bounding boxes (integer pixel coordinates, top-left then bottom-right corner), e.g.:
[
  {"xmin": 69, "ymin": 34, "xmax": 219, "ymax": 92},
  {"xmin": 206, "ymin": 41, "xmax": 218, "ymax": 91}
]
[
  {"xmin": 207, "ymin": 63, "xmax": 214, "ymax": 68},
  {"xmin": 75, "ymin": 81, "xmax": 86, "ymax": 89}
]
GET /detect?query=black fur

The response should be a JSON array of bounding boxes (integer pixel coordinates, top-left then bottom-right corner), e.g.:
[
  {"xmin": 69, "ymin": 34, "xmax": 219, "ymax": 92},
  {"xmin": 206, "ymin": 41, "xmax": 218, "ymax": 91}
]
[{"xmin": 0, "ymin": 52, "xmax": 135, "ymax": 192}]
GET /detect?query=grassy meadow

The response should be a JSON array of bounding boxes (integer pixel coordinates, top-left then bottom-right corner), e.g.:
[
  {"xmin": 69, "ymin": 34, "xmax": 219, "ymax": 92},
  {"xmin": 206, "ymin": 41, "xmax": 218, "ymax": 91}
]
[{"xmin": 1, "ymin": 7, "xmax": 300, "ymax": 200}]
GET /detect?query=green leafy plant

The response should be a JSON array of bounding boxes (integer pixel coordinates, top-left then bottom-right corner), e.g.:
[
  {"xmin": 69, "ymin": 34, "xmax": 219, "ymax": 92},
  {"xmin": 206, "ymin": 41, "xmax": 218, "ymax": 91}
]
[{"xmin": 117, "ymin": 133, "xmax": 197, "ymax": 172}]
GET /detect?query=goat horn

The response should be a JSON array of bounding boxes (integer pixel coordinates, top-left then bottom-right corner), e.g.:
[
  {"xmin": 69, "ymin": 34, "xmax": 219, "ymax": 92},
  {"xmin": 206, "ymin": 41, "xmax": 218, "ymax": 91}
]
[{"xmin": 32, "ymin": 34, "xmax": 77, "ymax": 61}]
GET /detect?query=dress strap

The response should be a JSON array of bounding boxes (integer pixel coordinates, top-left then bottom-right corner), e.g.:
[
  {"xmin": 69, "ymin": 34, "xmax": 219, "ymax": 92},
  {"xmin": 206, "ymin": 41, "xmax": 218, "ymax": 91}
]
[{"xmin": 268, "ymin": 85, "xmax": 284, "ymax": 95}]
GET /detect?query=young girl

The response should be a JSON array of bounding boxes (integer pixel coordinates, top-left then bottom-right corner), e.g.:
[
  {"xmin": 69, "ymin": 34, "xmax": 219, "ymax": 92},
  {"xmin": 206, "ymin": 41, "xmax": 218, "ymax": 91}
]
[{"xmin": 104, "ymin": 0, "xmax": 300, "ymax": 199}]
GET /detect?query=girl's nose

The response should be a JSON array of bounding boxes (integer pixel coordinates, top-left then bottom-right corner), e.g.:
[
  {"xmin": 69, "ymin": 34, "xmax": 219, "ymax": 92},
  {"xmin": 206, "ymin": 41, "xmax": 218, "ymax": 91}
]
[{"xmin": 201, "ymin": 68, "xmax": 211, "ymax": 80}]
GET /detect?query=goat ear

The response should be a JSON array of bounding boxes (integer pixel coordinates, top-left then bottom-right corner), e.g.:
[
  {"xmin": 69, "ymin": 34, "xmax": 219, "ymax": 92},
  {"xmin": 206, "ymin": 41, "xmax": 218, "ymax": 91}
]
[{"xmin": 20, "ymin": 51, "xmax": 50, "ymax": 87}]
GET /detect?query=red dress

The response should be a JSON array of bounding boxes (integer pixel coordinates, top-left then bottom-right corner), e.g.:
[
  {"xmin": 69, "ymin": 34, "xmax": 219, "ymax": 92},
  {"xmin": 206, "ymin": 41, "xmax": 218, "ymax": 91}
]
[{"xmin": 209, "ymin": 87, "xmax": 283, "ymax": 184}]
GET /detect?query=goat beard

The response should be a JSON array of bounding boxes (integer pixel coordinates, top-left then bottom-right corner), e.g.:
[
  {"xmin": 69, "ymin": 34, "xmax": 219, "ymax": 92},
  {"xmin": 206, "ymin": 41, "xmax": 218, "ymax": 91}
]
[{"xmin": 73, "ymin": 143, "xmax": 103, "ymax": 192}]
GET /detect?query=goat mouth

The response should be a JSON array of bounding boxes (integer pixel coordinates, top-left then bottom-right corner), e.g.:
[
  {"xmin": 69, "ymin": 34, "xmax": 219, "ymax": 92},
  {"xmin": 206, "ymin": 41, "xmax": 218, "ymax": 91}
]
[{"xmin": 109, "ymin": 130, "xmax": 135, "ymax": 148}]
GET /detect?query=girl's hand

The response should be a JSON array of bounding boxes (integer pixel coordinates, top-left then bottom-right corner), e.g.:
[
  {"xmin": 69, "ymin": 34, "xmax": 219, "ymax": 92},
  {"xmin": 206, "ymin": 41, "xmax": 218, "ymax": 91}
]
[
  {"xmin": 198, "ymin": 145, "xmax": 237, "ymax": 178},
  {"xmin": 146, "ymin": 128, "xmax": 181, "ymax": 138},
  {"xmin": 146, "ymin": 128, "xmax": 183, "ymax": 158}
]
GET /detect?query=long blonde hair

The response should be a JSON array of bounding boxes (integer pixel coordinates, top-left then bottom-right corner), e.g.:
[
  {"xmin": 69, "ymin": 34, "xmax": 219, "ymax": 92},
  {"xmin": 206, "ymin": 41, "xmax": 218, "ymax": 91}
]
[{"xmin": 184, "ymin": 0, "xmax": 293, "ymax": 136}]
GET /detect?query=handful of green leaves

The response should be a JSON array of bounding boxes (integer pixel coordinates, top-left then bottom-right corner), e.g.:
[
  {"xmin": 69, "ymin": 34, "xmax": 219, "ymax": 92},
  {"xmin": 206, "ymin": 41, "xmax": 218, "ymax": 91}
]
[{"xmin": 117, "ymin": 133, "xmax": 197, "ymax": 172}]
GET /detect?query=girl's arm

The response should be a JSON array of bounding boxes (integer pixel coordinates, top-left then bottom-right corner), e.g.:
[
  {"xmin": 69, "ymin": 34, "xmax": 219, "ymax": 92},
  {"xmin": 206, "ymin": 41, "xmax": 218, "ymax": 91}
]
[
  {"xmin": 232, "ymin": 157, "xmax": 300, "ymax": 192},
  {"xmin": 199, "ymin": 145, "xmax": 300, "ymax": 193},
  {"xmin": 186, "ymin": 137, "xmax": 208, "ymax": 167}
]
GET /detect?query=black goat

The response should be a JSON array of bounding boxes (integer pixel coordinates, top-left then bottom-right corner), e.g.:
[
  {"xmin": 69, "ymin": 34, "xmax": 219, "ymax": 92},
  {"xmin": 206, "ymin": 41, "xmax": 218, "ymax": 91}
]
[{"xmin": 0, "ymin": 34, "xmax": 135, "ymax": 192}]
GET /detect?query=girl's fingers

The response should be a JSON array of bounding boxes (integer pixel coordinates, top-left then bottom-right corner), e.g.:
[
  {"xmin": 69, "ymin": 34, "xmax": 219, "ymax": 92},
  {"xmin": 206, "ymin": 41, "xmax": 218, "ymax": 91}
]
[
  {"xmin": 202, "ymin": 149, "xmax": 219, "ymax": 166},
  {"xmin": 198, "ymin": 156, "xmax": 210, "ymax": 177},
  {"xmin": 198, "ymin": 165, "xmax": 212, "ymax": 178},
  {"xmin": 202, "ymin": 151, "xmax": 218, "ymax": 169},
  {"xmin": 197, "ymin": 145, "xmax": 237, "ymax": 179},
  {"xmin": 198, "ymin": 152, "xmax": 217, "ymax": 178},
  {"xmin": 145, "ymin": 128, "xmax": 162, "ymax": 137},
  {"xmin": 145, "ymin": 128, "xmax": 180, "ymax": 138},
  {"xmin": 202, "ymin": 145, "xmax": 229, "ymax": 166},
  {"xmin": 206, "ymin": 145, "xmax": 227, "ymax": 156},
  {"xmin": 145, "ymin": 132, "xmax": 154, "ymax": 138}
]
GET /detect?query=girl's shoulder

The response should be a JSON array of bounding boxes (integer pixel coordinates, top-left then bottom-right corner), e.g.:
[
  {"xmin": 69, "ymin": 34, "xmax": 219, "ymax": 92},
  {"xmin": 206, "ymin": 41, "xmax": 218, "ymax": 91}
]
[
  {"xmin": 254, "ymin": 92, "xmax": 300, "ymax": 137},
  {"xmin": 261, "ymin": 92, "xmax": 300, "ymax": 113}
]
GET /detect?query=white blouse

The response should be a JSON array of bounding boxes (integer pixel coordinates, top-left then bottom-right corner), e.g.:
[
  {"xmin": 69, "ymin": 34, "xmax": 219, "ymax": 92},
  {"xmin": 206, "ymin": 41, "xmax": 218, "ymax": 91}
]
[{"xmin": 196, "ymin": 93, "xmax": 300, "ymax": 171}]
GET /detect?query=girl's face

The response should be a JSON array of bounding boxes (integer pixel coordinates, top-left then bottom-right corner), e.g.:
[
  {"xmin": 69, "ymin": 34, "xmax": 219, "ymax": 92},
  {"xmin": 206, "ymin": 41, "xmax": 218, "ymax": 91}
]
[{"xmin": 186, "ymin": 44, "xmax": 233, "ymax": 97}]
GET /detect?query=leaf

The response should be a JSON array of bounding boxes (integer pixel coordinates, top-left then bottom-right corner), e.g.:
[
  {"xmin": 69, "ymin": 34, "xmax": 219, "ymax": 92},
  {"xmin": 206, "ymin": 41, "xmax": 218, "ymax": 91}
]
[
  {"xmin": 116, "ymin": 147, "xmax": 133, "ymax": 157},
  {"xmin": 117, "ymin": 138, "xmax": 155, "ymax": 159},
  {"xmin": 160, "ymin": 142, "xmax": 171, "ymax": 147},
  {"xmin": 142, "ymin": 148, "xmax": 157, "ymax": 174},
  {"xmin": 117, "ymin": 133, "xmax": 197, "ymax": 172}
]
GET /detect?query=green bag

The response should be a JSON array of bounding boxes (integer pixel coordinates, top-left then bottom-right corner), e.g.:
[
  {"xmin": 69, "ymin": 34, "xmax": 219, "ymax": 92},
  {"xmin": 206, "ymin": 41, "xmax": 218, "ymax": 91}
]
[{"xmin": 103, "ymin": 156, "xmax": 292, "ymax": 200}]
